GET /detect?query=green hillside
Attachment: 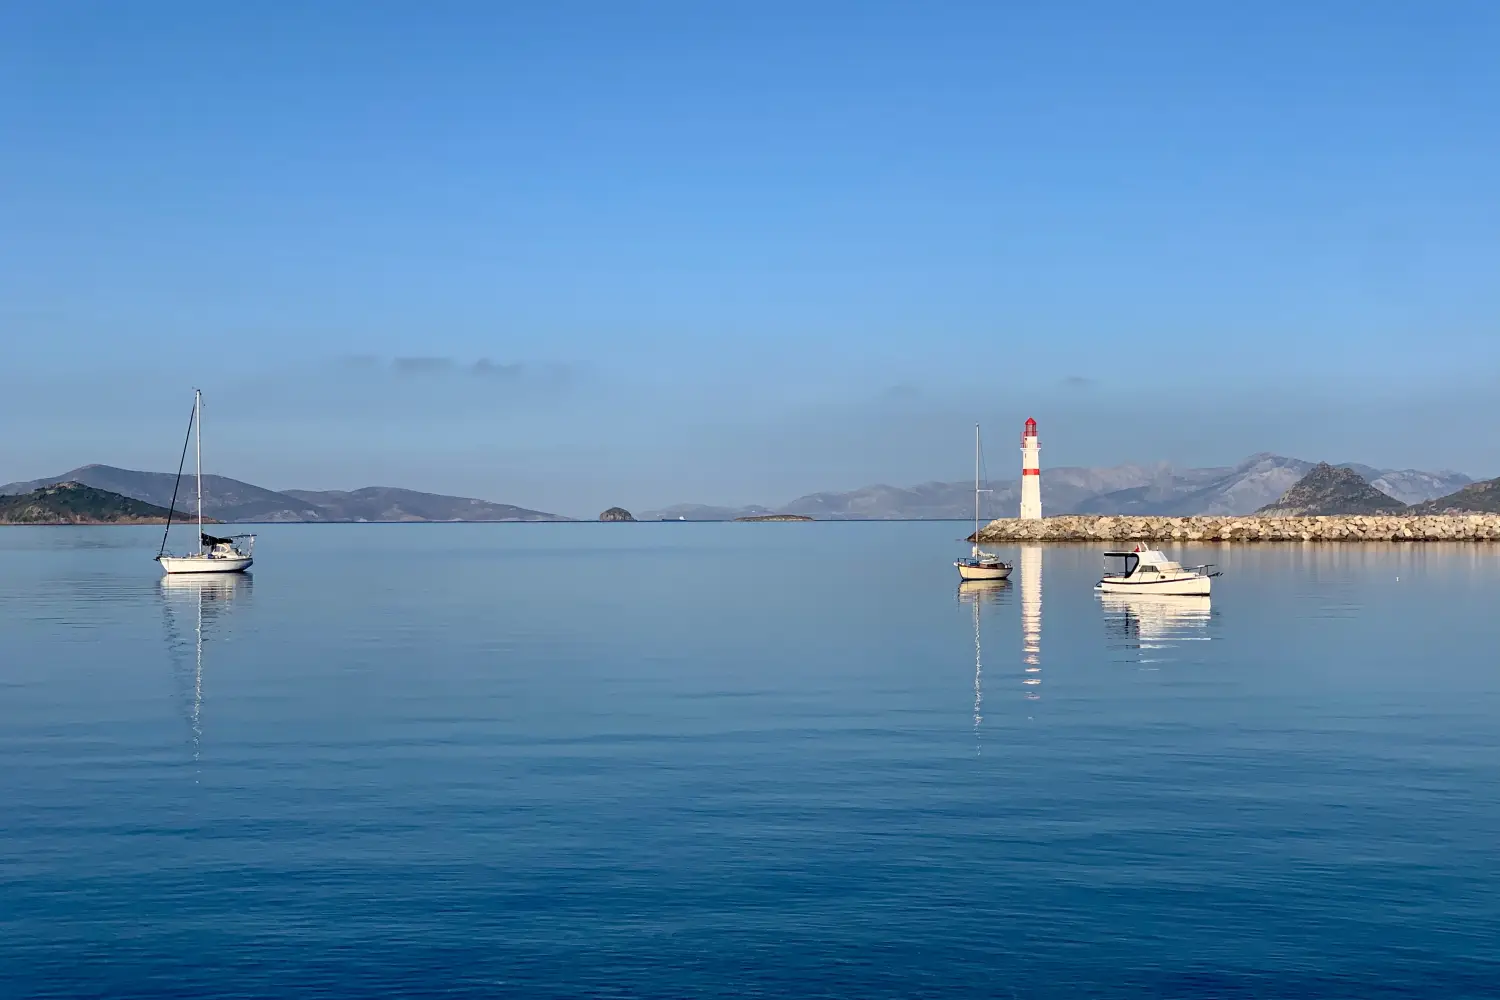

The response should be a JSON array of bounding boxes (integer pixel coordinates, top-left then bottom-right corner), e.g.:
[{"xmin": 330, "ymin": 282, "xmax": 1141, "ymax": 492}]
[{"xmin": 0, "ymin": 482, "xmax": 183, "ymax": 524}]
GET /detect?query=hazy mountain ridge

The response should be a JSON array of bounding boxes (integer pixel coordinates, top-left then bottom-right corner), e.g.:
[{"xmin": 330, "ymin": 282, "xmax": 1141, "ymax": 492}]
[
  {"xmin": 1367, "ymin": 469, "xmax": 1478, "ymax": 506},
  {"xmin": 282, "ymin": 487, "xmax": 568, "ymax": 522},
  {"xmin": 1410, "ymin": 477, "xmax": 1500, "ymax": 514},
  {"xmin": 3, "ymin": 457, "xmax": 1479, "ymax": 523},
  {"xmin": 1257, "ymin": 463, "xmax": 1409, "ymax": 516},
  {"xmin": 0, "ymin": 466, "xmax": 566, "ymax": 522},
  {"xmin": 644, "ymin": 455, "xmax": 1473, "ymax": 520}
]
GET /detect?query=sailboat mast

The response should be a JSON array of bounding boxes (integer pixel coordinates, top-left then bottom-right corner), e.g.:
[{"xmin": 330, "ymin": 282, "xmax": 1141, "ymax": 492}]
[
  {"xmin": 158, "ymin": 395, "xmax": 197, "ymax": 560},
  {"xmin": 973, "ymin": 423, "xmax": 980, "ymax": 554},
  {"xmin": 195, "ymin": 389, "xmax": 203, "ymax": 544}
]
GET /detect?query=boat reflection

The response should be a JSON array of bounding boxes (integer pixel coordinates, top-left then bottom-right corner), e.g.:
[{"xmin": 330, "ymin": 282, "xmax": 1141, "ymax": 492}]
[
  {"xmin": 1020, "ymin": 546, "xmax": 1041, "ymax": 699},
  {"xmin": 958, "ymin": 580, "xmax": 1009, "ymax": 753},
  {"xmin": 161, "ymin": 572, "xmax": 253, "ymax": 602},
  {"xmin": 1099, "ymin": 591, "xmax": 1211, "ymax": 664},
  {"xmin": 160, "ymin": 573, "xmax": 251, "ymax": 766},
  {"xmin": 957, "ymin": 579, "xmax": 1010, "ymax": 606}
]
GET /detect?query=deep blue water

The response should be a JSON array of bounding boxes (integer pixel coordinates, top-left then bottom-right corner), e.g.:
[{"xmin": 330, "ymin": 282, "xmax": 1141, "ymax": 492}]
[{"xmin": 2, "ymin": 523, "xmax": 1498, "ymax": 998}]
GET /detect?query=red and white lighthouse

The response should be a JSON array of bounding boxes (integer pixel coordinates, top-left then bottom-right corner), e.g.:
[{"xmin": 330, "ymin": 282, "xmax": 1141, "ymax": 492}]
[{"xmin": 1019, "ymin": 417, "xmax": 1042, "ymax": 520}]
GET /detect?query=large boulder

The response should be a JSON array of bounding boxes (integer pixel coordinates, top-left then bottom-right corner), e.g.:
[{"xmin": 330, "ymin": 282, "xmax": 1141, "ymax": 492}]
[{"xmin": 599, "ymin": 507, "xmax": 636, "ymax": 522}]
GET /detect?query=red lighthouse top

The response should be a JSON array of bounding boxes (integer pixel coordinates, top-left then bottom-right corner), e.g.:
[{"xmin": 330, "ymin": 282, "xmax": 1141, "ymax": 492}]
[{"xmin": 1023, "ymin": 417, "xmax": 1037, "ymax": 438}]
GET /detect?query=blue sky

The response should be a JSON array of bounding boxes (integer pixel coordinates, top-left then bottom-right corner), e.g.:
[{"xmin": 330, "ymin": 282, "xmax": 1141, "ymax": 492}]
[{"xmin": 2, "ymin": 2, "xmax": 1497, "ymax": 515}]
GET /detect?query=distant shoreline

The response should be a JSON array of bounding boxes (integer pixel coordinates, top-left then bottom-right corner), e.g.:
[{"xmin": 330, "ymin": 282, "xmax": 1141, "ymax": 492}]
[
  {"xmin": 4, "ymin": 516, "xmax": 986, "ymax": 527},
  {"xmin": 733, "ymin": 514, "xmax": 815, "ymax": 522},
  {"xmin": 8, "ymin": 515, "xmax": 1500, "ymax": 538}
]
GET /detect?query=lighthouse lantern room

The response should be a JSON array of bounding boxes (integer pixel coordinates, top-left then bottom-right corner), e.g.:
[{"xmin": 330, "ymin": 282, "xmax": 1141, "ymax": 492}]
[{"xmin": 1020, "ymin": 417, "xmax": 1042, "ymax": 520}]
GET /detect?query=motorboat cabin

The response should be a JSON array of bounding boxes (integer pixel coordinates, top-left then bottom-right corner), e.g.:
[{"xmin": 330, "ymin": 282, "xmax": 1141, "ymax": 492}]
[{"xmin": 1097, "ymin": 544, "xmax": 1217, "ymax": 596}]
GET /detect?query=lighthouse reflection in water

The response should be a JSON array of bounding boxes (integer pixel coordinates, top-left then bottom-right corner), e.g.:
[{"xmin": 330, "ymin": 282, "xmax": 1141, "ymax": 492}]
[
  {"xmin": 160, "ymin": 573, "xmax": 251, "ymax": 765},
  {"xmin": 1019, "ymin": 546, "xmax": 1042, "ymax": 699}
]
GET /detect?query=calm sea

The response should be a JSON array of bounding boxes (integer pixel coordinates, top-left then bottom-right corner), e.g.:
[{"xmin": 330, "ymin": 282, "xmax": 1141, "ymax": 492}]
[{"xmin": 2, "ymin": 523, "xmax": 1498, "ymax": 998}]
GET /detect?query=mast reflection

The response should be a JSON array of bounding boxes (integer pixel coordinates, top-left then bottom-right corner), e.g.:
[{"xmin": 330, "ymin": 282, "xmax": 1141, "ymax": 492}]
[
  {"xmin": 160, "ymin": 573, "xmax": 251, "ymax": 766},
  {"xmin": 958, "ymin": 579, "xmax": 1008, "ymax": 754}
]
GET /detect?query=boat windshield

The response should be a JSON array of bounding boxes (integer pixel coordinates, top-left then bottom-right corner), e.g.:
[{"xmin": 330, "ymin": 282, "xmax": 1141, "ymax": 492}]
[
  {"xmin": 1103, "ymin": 553, "xmax": 1139, "ymax": 577},
  {"xmin": 202, "ymin": 533, "xmax": 255, "ymax": 555}
]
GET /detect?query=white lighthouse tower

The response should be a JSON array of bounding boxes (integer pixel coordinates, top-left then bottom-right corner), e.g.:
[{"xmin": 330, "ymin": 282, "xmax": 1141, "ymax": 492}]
[{"xmin": 1019, "ymin": 417, "xmax": 1042, "ymax": 520}]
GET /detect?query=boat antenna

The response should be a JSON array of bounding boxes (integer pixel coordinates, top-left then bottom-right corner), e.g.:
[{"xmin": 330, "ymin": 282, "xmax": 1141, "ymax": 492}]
[{"xmin": 157, "ymin": 393, "xmax": 198, "ymax": 559}]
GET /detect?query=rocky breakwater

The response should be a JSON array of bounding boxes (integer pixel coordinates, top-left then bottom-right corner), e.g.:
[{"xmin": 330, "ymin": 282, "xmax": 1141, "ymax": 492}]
[{"xmin": 975, "ymin": 514, "xmax": 1500, "ymax": 543}]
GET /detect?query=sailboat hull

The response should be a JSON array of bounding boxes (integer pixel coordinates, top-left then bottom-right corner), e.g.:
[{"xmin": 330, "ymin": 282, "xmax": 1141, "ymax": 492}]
[
  {"xmin": 158, "ymin": 555, "xmax": 253, "ymax": 575},
  {"xmin": 957, "ymin": 562, "xmax": 1011, "ymax": 581}
]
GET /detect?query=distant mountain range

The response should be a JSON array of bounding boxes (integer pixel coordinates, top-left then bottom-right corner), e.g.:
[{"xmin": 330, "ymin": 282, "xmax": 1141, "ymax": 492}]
[
  {"xmin": 642, "ymin": 454, "xmax": 1476, "ymax": 520},
  {"xmin": 0, "ymin": 466, "xmax": 567, "ymax": 523},
  {"xmin": 4, "ymin": 455, "xmax": 1486, "ymax": 524}
]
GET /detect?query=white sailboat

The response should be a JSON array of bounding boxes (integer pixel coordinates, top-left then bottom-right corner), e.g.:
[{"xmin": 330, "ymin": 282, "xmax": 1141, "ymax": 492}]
[
  {"xmin": 156, "ymin": 390, "xmax": 254, "ymax": 575},
  {"xmin": 955, "ymin": 424, "xmax": 1011, "ymax": 581}
]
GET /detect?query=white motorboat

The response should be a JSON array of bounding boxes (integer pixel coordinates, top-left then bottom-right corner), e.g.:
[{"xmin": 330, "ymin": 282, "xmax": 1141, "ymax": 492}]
[
  {"xmin": 956, "ymin": 424, "xmax": 1012, "ymax": 581},
  {"xmin": 1096, "ymin": 545, "xmax": 1217, "ymax": 596},
  {"xmin": 155, "ymin": 390, "xmax": 255, "ymax": 575}
]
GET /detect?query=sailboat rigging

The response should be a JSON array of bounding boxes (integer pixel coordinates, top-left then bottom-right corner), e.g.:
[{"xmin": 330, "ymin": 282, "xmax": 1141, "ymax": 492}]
[
  {"xmin": 955, "ymin": 424, "xmax": 1011, "ymax": 581},
  {"xmin": 156, "ymin": 390, "xmax": 255, "ymax": 575}
]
